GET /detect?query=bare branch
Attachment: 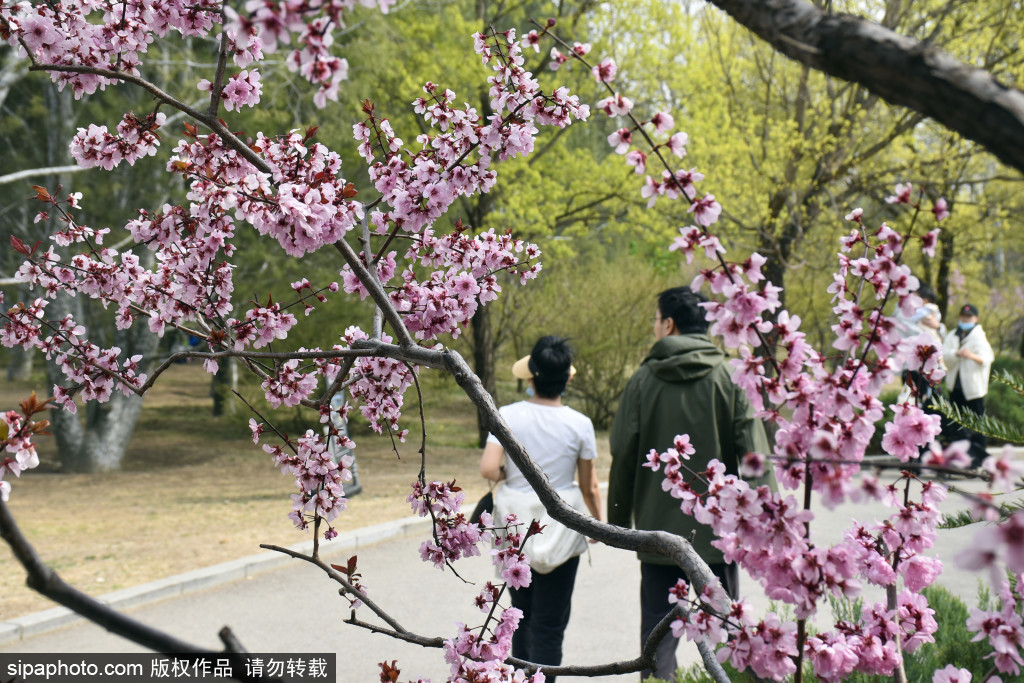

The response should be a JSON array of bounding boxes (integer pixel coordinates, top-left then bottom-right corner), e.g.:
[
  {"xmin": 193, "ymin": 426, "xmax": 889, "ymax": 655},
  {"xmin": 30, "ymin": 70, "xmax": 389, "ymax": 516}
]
[
  {"xmin": 260, "ymin": 543, "xmax": 409, "ymax": 635},
  {"xmin": 0, "ymin": 165, "xmax": 90, "ymax": 187}
]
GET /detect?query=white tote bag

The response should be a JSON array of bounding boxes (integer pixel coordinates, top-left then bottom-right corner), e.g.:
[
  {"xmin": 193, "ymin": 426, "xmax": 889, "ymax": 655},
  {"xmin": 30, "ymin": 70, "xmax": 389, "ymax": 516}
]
[{"xmin": 492, "ymin": 482, "xmax": 589, "ymax": 574}]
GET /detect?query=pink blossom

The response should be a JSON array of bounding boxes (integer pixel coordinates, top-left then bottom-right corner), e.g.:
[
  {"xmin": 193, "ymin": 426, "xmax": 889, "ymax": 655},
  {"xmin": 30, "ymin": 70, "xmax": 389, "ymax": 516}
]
[
  {"xmin": 687, "ymin": 194, "xmax": 722, "ymax": 228},
  {"xmin": 900, "ymin": 554, "xmax": 942, "ymax": 592},
  {"xmin": 571, "ymin": 42, "xmax": 591, "ymax": 57},
  {"xmin": 885, "ymin": 182, "xmax": 913, "ymax": 204},
  {"xmin": 520, "ymin": 30, "xmax": 541, "ymax": 52},
  {"xmin": 591, "ymin": 57, "xmax": 617, "ymax": 82},
  {"xmin": 624, "ymin": 150, "xmax": 647, "ymax": 174},
  {"xmin": 607, "ymin": 127, "xmax": 633, "ymax": 154},
  {"xmin": 666, "ymin": 131, "xmax": 688, "ymax": 157},
  {"xmin": 921, "ymin": 229, "xmax": 940, "ymax": 257},
  {"xmin": 501, "ymin": 559, "xmax": 532, "ymax": 589},
  {"xmin": 650, "ymin": 111, "xmax": 674, "ymax": 133},
  {"xmin": 931, "ymin": 197, "xmax": 949, "ymax": 221},
  {"xmin": 982, "ymin": 446, "xmax": 1024, "ymax": 492},
  {"xmin": 597, "ymin": 93, "xmax": 633, "ymax": 117},
  {"xmin": 932, "ymin": 665, "xmax": 971, "ymax": 683},
  {"xmin": 548, "ymin": 48, "xmax": 568, "ymax": 70}
]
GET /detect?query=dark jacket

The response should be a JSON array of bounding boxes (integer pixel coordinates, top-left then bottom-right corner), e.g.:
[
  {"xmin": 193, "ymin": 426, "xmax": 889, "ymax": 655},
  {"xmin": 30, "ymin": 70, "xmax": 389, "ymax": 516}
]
[{"xmin": 608, "ymin": 333, "xmax": 770, "ymax": 565}]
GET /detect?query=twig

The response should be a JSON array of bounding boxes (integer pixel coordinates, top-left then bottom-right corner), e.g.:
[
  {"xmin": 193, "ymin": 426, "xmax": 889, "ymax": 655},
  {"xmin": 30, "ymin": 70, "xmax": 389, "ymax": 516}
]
[{"xmin": 260, "ymin": 543, "xmax": 407, "ymax": 634}]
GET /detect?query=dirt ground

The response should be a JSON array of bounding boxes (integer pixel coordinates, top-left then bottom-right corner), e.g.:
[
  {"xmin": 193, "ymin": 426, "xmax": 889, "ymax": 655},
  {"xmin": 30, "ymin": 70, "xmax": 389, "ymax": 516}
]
[{"xmin": 1, "ymin": 363, "xmax": 610, "ymax": 619}]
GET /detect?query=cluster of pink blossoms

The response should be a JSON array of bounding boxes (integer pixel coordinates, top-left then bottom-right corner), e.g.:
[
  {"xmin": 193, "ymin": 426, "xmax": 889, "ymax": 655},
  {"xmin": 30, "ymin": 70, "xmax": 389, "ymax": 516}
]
[
  {"xmin": 70, "ymin": 112, "xmax": 167, "ymax": 170},
  {"xmin": 4, "ymin": 22, "xmax": 594, "ymax": 561},
  {"xmin": 407, "ymin": 478, "xmax": 544, "ymax": 682},
  {"xmin": 964, "ymin": 578, "xmax": 1024, "ymax": 678},
  {"xmin": 408, "ymin": 479, "xmax": 488, "ymax": 569},
  {"xmin": 223, "ymin": 0, "xmax": 395, "ymax": 108},
  {"xmin": 354, "ymin": 29, "xmax": 588, "ymax": 240},
  {"xmin": 256, "ymin": 425, "xmax": 354, "ymax": 538},
  {"xmin": 169, "ymin": 128, "xmax": 364, "ymax": 258},
  {"xmin": 197, "ymin": 70, "xmax": 262, "ymax": 112},
  {"xmin": 648, "ymin": 447, "xmax": 949, "ymax": 679},
  {"xmin": 3, "ymin": 0, "xmax": 219, "ymax": 97},
  {"xmin": 2, "ymin": 282, "xmax": 148, "ymax": 414},
  {"xmin": 338, "ymin": 225, "xmax": 540, "ymax": 343},
  {"xmin": 330, "ymin": 327, "xmax": 417, "ymax": 439},
  {"xmin": 2, "ymin": 0, "xmax": 390, "ymax": 107},
  {"xmin": 0, "ymin": 400, "xmax": 44, "ymax": 503}
]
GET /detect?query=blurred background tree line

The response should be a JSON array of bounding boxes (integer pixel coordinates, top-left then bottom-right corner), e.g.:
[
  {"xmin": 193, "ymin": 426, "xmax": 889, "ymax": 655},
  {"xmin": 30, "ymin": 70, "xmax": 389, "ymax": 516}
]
[{"xmin": 2, "ymin": 0, "xmax": 1023, "ymax": 469}]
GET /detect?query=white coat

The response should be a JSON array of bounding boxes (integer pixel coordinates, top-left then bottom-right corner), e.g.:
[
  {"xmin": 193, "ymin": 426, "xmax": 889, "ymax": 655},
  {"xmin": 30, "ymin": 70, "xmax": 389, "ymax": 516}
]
[{"xmin": 942, "ymin": 325, "xmax": 994, "ymax": 400}]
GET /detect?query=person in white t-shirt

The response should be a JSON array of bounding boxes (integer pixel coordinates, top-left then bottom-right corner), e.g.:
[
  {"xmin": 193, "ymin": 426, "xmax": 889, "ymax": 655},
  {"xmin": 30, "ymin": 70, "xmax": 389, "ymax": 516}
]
[
  {"xmin": 942, "ymin": 303, "xmax": 995, "ymax": 468},
  {"xmin": 480, "ymin": 336, "xmax": 602, "ymax": 680}
]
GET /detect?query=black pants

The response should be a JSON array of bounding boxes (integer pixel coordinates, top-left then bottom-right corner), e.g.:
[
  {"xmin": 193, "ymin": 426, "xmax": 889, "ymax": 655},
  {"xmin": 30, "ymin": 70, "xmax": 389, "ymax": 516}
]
[
  {"xmin": 640, "ymin": 561, "xmax": 739, "ymax": 681},
  {"xmin": 509, "ymin": 555, "xmax": 580, "ymax": 682},
  {"xmin": 946, "ymin": 380, "xmax": 988, "ymax": 468}
]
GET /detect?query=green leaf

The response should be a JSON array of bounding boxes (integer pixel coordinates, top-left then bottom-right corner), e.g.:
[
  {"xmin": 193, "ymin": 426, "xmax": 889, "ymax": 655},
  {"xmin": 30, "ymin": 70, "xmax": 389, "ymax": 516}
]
[
  {"xmin": 931, "ymin": 395, "xmax": 1024, "ymax": 445},
  {"xmin": 993, "ymin": 369, "xmax": 1024, "ymax": 399},
  {"xmin": 938, "ymin": 498, "xmax": 1024, "ymax": 529}
]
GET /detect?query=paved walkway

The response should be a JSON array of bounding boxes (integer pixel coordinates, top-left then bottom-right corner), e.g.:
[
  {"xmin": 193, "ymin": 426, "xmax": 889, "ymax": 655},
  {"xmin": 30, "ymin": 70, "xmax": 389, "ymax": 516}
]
[{"xmin": 3, "ymin": 454, "xmax": 1022, "ymax": 681}]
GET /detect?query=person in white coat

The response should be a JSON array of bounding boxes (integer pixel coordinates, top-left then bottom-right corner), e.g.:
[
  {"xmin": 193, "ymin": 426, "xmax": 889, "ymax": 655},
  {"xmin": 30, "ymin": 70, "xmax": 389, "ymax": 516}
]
[{"xmin": 942, "ymin": 303, "xmax": 995, "ymax": 468}]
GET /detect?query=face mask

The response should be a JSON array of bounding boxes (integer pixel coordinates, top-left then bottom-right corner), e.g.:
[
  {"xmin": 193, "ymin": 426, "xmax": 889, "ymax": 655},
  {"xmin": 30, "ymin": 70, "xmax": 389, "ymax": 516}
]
[
  {"xmin": 525, "ymin": 386, "xmax": 534, "ymax": 398},
  {"xmin": 958, "ymin": 321, "xmax": 976, "ymax": 332}
]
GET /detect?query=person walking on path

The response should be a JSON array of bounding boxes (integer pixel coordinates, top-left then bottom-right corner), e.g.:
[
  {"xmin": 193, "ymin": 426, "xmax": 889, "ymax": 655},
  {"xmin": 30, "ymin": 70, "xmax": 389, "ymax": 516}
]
[
  {"xmin": 479, "ymin": 335, "xmax": 603, "ymax": 681},
  {"xmin": 942, "ymin": 303, "xmax": 995, "ymax": 469},
  {"xmin": 608, "ymin": 286, "xmax": 771, "ymax": 682},
  {"xmin": 894, "ymin": 283, "xmax": 946, "ymax": 408}
]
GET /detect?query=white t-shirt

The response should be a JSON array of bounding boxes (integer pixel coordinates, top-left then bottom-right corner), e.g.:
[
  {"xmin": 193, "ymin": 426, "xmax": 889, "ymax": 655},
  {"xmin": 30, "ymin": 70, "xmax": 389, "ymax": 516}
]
[{"xmin": 486, "ymin": 401, "xmax": 597, "ymax": 493}]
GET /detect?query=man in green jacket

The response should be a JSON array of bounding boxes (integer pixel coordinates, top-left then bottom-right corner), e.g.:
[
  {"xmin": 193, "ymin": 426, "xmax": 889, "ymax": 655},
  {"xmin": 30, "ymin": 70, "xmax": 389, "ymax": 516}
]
[{"xmin": 608, "ymin": 285, "xmax": 770, "ymax": 681}]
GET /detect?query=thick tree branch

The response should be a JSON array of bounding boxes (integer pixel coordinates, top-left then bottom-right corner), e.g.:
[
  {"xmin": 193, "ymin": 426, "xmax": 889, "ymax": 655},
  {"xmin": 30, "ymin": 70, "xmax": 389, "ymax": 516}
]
[
  {"xmin": 266, "ymin": 546, "xmax": 697, "ymax": 678},
  {"xmin": 707, "ymin": 0, "xmax": 1024, "ymax": 175},
  {"xmin": 333, "ymin": 239, "xmax": 416, "ymax": 348}
]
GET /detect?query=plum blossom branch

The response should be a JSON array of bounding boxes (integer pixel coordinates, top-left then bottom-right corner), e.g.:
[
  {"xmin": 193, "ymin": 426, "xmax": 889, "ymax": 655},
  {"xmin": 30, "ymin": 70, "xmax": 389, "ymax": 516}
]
[
  {"xmin": 25, "ymin": 62, "xmax": 272, "ymax": 175},
  {"xmin": 260, "ymin": 543, "xmax": 407, "ymax": 634}
]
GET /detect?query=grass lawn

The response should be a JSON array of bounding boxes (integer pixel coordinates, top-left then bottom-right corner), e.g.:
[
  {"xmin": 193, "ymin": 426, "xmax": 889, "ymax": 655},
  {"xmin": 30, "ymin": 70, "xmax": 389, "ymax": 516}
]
[{"xmin": 1, "ymin": 362, "xmax": 610, "ymax": 619}]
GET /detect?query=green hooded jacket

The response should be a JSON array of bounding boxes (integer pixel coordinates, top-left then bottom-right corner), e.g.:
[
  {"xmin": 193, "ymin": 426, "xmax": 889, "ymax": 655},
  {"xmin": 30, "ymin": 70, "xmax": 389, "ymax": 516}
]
[{"xmin": 608, "ymin": 333, "xmax": 771, "ymax": 565}]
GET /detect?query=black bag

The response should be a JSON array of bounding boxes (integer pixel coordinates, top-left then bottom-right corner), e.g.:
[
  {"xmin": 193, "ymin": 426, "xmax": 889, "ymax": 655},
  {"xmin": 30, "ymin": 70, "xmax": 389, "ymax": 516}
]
[{"xmin": 469, "ymin": 490, "xmax": 494, "ymax": 524}]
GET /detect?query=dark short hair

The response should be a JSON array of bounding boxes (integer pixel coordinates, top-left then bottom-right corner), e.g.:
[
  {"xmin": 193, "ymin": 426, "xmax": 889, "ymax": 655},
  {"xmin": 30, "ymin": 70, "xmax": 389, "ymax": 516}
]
[
  {"xmin": 917, "ymin": 283, "xmax": 938, "ymax": 304},
  {"xmin": 657, "ymin": 286, "xmax": 708, "ymax": 335},
  {"xmin": 529, "ymin": 335, "xmax": 573, "ymax": 398}
]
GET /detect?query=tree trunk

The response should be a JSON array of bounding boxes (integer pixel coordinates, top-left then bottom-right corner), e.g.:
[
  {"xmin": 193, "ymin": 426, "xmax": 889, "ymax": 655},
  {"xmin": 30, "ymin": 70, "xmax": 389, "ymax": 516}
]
[
  {"xmin": 211, "ymin": 355, "xmax": 238, "ymax": 417},
  {"xmin": 6, "ymin": 345, "xmax": 34, "ymax": 381},
  {"xmin": 471, "ymin": 303, "xmax": 496, "ymax": 447},
  {"xmin": 936, "ymin": 229, "xmax": 955, "ymax": 321},
  {"xmin": 44, "ymin": 287, "xmax": 161, "ymax": 472}
]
